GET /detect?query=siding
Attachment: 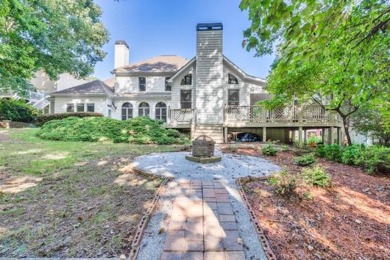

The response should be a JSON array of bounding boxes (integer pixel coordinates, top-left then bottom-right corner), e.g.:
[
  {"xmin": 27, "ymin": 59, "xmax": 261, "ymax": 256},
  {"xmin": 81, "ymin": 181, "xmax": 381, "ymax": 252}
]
[
  {"xmin": 195, "ymin": 30, "xmax": 224, "ymax": 124},
  {"xmin": 116, "ymin": 76, "xmax": 169, "ymax": 93}
]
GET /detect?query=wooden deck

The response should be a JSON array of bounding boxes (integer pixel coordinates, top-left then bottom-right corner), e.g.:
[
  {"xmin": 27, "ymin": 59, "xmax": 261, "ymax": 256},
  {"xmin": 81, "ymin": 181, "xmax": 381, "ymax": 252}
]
[{"xmin": 166, "ymin": 105, "xmax": 343, "ymax": 129}]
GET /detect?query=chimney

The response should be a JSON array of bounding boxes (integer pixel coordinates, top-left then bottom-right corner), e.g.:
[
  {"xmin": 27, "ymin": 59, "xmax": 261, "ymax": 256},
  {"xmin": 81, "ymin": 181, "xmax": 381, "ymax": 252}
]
[
  {"xmin": 114, "ymin": 40, "xmax": 129, "ymax": 69},
  {"xmin": 195, "ymin": 23, "xmax": 224, "ymax": 125}
]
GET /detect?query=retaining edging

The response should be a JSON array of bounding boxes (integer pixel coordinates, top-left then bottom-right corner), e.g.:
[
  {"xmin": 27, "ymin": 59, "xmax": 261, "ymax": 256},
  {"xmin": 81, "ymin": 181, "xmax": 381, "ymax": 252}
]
[
  {"xmin": 236, "ymin": 177, "xmax": 277, "ymax": 260},
  {"xmin": 128, "ymin": 167, "xmax": 173, "ymax": 260}
]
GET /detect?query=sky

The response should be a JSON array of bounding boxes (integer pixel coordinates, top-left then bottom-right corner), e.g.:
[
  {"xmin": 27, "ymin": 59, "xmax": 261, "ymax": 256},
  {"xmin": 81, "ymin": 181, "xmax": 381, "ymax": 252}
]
[{"xmin": 93, "ymin": 0, "xmax": 274, "ymax": 80}]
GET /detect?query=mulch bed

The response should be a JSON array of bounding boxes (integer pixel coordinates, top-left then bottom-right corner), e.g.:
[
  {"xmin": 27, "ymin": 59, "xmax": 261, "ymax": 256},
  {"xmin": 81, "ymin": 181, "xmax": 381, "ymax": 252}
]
[{"xmin": 222, "ymin": 147, "xmax": 390, "ymax": 259}]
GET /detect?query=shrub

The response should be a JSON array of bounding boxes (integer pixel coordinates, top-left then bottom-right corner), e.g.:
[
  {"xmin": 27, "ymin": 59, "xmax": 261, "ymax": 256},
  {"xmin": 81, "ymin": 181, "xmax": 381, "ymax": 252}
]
[
  {"xmin": 294, "ymin": 153, "xmax": 316, "ymax": 166},
  {"xmin": 261, "ymin": 143, "xmax": 278, "ymax": 156},
  {"xmin": 307, "ymin": 135, "xmax": 322, "ymax": 148},
  {"xmin": 341, "ymin": 144, "xmax": 364, "ymax": 165},
  {"xmin": 315, "ymin": 144, "xmax": 326, "ymax": 157},
  {"xmin": 268, "ymin": 170, "xmax": 297, "ymax": 196},
  {"xmin": 0, "ymin": 98, "xmax": 38, "ymax": 123},
  {"xmin": 36, "ymin": 116, "xmax": 188, "ymax": 145},
  {"xmin": 36, "ymin": 112, "xmax": 104, "ymax": 126},
  {"xmin": 316, "ymin": 144, "xmax": 343, "ymax": 162},
  {"xmin": 301, "ymin": 166, "xmax": 332, "ymax": 187},
  {"xmin": 357, "ymin": 146, "xmax": 390, "ymax": 174},
  {"xmin": 280, "ymin": 144, "xmax": 290, "ymax": 152}
]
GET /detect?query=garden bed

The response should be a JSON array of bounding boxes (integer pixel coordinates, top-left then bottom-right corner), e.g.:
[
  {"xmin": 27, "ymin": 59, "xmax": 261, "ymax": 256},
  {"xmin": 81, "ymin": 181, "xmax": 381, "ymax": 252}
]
[{"xmin": 223, "ymin": 147, "xmax": 390, "ymax": 259}]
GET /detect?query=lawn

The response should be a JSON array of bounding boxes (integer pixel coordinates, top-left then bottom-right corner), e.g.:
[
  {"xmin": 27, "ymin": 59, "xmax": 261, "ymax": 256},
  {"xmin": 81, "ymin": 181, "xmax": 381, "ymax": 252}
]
[
  {"xmin": 0, "ymin": 128, "xmax": 186, "ymax": 257},
  {"xmin": 229, "ymin": 147, "xmax": 390, "ymax": 259}
]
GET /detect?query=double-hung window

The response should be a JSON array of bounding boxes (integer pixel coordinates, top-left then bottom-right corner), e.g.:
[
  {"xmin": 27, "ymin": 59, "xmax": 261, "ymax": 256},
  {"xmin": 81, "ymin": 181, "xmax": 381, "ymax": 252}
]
[
  {"xmin": 228, "ymin": 89, "xmax": 240, "ymax": 106},
  {"xmin": 139, "ymin": 77, "xmax": 146, "ymax": 91}
]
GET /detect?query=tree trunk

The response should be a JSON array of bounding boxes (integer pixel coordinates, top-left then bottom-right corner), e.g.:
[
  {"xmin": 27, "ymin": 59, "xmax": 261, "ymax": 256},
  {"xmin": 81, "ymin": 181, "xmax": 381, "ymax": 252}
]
[{"xmin": 342, "ymin": 116, "xmax": 352, "ymax": 145}]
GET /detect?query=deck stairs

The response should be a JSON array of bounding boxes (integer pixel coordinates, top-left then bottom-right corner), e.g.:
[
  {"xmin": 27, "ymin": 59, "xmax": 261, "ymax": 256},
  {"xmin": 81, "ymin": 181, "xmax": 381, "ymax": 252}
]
[{"xmin": 193, "ymin": 125, "xmax": 224, "ymax": 144}]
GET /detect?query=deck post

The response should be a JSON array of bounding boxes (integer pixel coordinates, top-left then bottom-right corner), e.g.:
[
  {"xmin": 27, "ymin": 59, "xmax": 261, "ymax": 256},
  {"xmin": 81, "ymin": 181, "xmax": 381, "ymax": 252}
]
[
  {"xmin": 263, "ymin": 127, "xmax": 267, "ymax": 142},
  {"xmin": 224, "ymin": 127, "xmax": 228, "ymax": 143},
  {"xmin": 337, "ymin": 127, "xmax": 342, "ymax": 145},
  {"xmin": 330, "ymin": 127, "xmax": 334, "ymax": 144},
  {"xmin": 321, "ymin": 128, "xmax": 325, "ymax": 143},
  {"xmin": 304, "ymin": 129, "xmax": 307, "ymax": 144},
  {"xmin": 298, "ymin": 126, "xmax": 303, "ymax": 145}
]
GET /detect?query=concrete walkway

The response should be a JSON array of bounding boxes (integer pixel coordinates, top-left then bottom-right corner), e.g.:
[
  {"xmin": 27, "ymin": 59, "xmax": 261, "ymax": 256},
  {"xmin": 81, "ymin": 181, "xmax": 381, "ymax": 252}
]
[{"xmin": 161, "ymin": 180, "xmax": 245, "ymax": 260}]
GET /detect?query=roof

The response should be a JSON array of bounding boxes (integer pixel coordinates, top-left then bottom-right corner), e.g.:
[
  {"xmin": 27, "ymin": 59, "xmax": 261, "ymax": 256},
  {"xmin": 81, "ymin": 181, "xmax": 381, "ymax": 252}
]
[
  {"xmin": 103, "ymin": 77, "xmax": 115, "ymax": 88},
  {"xmin": 113, "ymin": 55, "xmax": 188, "ymax": 73},
  {"xmin": 50, "ymin": 80, "xmax": 114, "ymax": 96}
]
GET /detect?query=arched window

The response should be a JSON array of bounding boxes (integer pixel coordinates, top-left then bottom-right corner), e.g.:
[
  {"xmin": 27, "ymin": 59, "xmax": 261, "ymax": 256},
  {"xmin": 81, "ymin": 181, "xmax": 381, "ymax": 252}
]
[
  {"xmin": 138, "ymin": 102, "xmax": 150, "ymax": 117},
  {"xmin": 228, "ymin": 73, "xmax": 239, "ymax": 84},
  {"xmin": 155, "ymin": 102, "xmax": 167, "ymax": 122},
  {"xmin": 121, "ymin": 102, "xmax": 133, "ymax": 120}
]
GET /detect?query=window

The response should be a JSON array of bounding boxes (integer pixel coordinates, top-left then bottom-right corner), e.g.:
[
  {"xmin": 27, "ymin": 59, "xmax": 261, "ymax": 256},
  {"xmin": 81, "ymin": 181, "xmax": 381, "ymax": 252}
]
[
  {"xmin": 139, "ymin": 77, "xmax": 146, "ymax": 91},
  {"xmin": 181, "ymin": 74, "xmax": 192, "ymax": 85},
  {"xmin": 155, "ymin": 102, "xmax": 167, "ymax": 122},
  {"xmin": 77, "ymin": 103, "xmax": 85, "ymax": 112},
  {"xmin": 165, "ymin": 77, "xmax": 171, "ymax": 91},
  {"xmin": 180, "ymin": 90, "xmax": 192, "ymax": 109},
  {"xmin": 121, "ymin": 102, "xmax": 133, "ymax": 120},
  {"xmin": 228, "ymin": 89, "xmax": 240, "ymax": 106},
  {"xmin": 66, "ymin": 103, "xmax": 74, "ymax": 112},
  {"xmin": 228, "ymin": 73, "xmax": 239, "ymax": 84},
  {"xmin": 138, "ymin": 102, "xmax": 150, "ymax": 117},
  {"xmin": 87, "ymin": 103, "xmax": 95, "ymax": 112}
]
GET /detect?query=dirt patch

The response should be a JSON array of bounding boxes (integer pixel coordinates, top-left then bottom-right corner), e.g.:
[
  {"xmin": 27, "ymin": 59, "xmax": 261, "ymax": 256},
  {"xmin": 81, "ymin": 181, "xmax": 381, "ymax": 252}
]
[{"xmin": 231, "ymin": 148, "xmax": 390, "ymax": 259}]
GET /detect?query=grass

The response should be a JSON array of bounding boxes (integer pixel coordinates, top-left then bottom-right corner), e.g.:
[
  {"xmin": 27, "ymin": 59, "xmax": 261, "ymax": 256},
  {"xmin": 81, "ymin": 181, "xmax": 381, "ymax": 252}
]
[
  {"xmin": 0, "ymin": 128, "xmax": 187, "ymax": 257},
  {"xmin": 1, "ymin": 128, "xmax": 185, "ymax": 176}
]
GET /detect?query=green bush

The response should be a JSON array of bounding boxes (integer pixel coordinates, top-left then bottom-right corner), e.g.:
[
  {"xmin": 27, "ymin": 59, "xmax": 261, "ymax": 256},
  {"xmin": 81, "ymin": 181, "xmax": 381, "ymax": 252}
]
[
  {"xmin": 0, "ymin": 98, "xmax": 38, "ymax": 123},
  {"xmin": 36, "ymin": 112, "xmax": 104, "ymax": 126},
  {"xmin": 36, "ymin": 116, "xmax": 188, "ymax": 145},
  {"xmin": 316, "ymin": 144, "xmax": 343, "ymax": 162},
  {"xmin": 268, "ymin": 170, "xmax": 297, "ymax": 196},
  {"xmin": 261, "ymin": 144, "xmax": 278, "ymax": 156},
  {"xmin": 294, "ymin": 153, "xmax": 316, "ymax": 166},
  {"xmin": 301, "ymin": 166, "xmax": 332, "ymax": 187},
  {"xmin": 357, "ymin": 146, "xmax": 390, "ymax": 174},
  {"xmin": 280, "ymin": 144, "xmax": 290, "ymax": 152},
  {"xmin": 341, "ymin": 144, "xmax": 364, "ymax": 165}
]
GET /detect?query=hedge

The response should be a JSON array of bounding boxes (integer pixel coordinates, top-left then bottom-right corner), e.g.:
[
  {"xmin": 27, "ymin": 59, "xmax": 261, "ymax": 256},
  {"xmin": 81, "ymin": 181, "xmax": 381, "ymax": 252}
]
[
  {"xmin": 36, "ymin": 116, "xmax": 188, "ymax": 145},
  {"xmin": 0, "ymin": 98, "xmax": 38, "ymax": 123},
  {"xmin": 36, "ymin": 112, "xmax": 104, "ymax": 126},
  {"xmin": 316, "ymin": 144, "xmax": 390, "ymax": 174}
]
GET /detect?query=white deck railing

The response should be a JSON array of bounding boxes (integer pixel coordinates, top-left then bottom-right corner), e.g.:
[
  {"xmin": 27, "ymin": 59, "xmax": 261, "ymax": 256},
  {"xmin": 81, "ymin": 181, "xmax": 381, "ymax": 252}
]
[
  {"xmin": 167, "ymin": 105, "xmax": 341, "ymax": 126},
  {"xmin": 225, "ymin": 105, "xmax": 340, "ymax": 124}
]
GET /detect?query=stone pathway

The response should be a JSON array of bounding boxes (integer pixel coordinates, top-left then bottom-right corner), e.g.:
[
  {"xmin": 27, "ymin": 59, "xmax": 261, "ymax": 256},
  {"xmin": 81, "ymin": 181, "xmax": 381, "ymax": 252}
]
[
  {"xmin": 135, "ymin": 151, "xmax": 278, "ymax": 260},
  {"xmin": 161, "ymin": 180, "xmax": 245, "ymax": 260}
]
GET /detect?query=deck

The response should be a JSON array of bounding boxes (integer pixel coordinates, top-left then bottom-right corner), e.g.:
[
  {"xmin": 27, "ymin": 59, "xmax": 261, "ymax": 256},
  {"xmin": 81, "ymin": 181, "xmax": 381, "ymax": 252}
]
[{"xmin": 166, "ymin": 105, "xmax": 343, "ymax": 129}]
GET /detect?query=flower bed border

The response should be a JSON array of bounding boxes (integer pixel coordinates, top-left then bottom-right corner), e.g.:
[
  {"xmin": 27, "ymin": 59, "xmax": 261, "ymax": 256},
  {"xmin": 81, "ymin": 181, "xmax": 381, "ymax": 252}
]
[{"xmin": 237, "ymin": 176, "xmax": 277, "ymax": 260}]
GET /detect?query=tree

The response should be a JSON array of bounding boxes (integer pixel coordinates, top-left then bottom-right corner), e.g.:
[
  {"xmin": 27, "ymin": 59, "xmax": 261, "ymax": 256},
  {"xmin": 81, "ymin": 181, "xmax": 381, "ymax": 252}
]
[
  {"xmin": 0, "ymin": 0, "xmax": 109, "ymax": 94},
  {"xmin": 240, "ymin": 0, "xmax": 390, "ymax": 145},
  {"xmin": 352, "ymin": 107, "xmax": 390, "ymax": 146}
]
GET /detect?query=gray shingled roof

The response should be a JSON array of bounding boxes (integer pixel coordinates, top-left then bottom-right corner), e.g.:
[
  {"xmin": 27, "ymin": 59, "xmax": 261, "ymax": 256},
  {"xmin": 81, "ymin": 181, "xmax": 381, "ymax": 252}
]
[
  {"xmin": 50, "ymin": 80, "xmax": 113, "ymax": 95},
  {"xmin": 114, "ymin": 55, "xmax": 188, "ymax": 73}
]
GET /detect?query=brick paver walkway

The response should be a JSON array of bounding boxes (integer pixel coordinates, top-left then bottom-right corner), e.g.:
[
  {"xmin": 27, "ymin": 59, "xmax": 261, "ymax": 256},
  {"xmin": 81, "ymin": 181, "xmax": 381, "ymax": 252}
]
[{"xmin": 161, "ymin": 180, "xmax": 245, "ymax": 260}]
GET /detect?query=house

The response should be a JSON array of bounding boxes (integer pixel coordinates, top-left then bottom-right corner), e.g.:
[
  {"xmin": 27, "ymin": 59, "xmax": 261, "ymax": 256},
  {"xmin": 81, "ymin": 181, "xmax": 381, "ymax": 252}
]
[{"xmin": 49, "ymin": 23, "xmax": 343, "ymax": 144}]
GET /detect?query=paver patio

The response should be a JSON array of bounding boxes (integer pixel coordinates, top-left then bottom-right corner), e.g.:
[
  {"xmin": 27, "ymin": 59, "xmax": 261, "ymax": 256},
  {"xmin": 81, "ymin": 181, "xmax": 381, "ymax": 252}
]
[{"xmin": 161, "ymin": 180, "xmax": 246, "ymax": 260}]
